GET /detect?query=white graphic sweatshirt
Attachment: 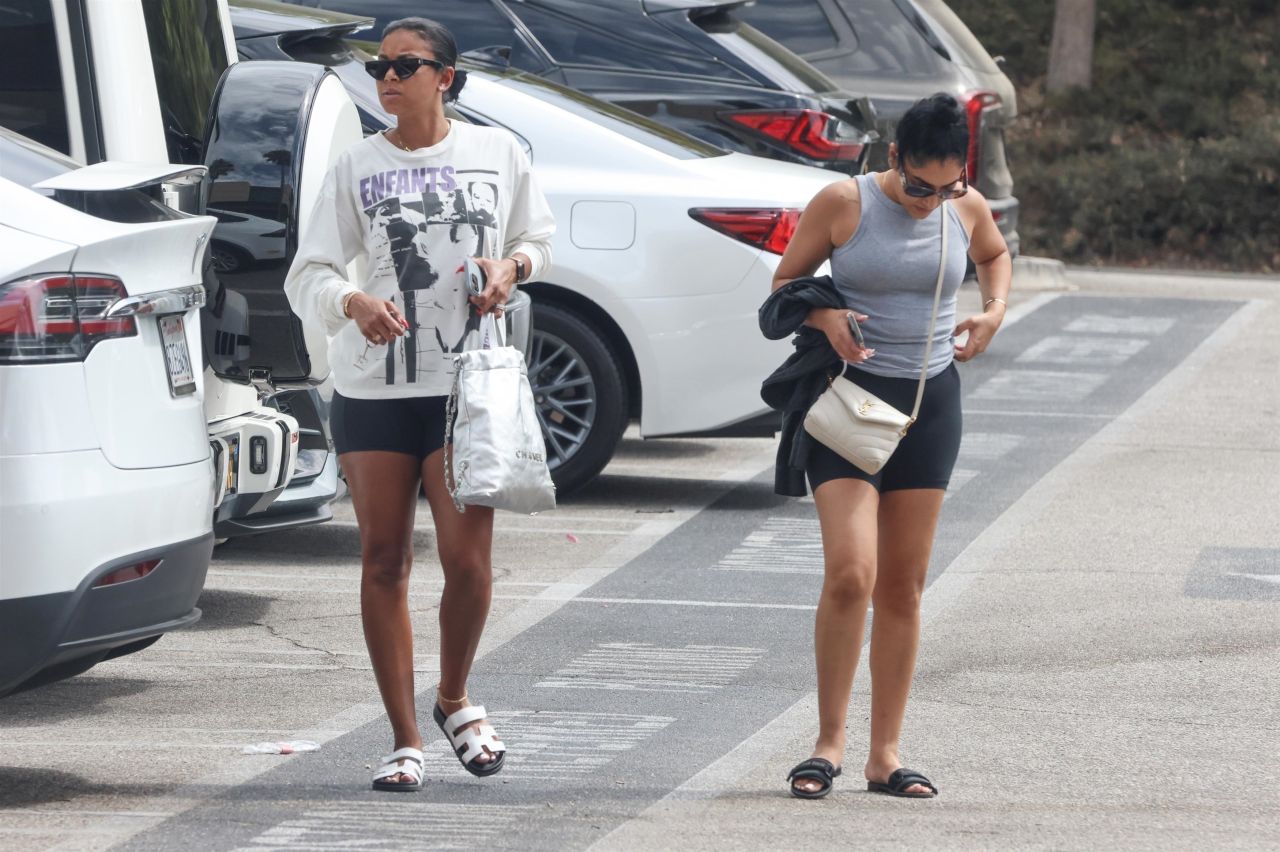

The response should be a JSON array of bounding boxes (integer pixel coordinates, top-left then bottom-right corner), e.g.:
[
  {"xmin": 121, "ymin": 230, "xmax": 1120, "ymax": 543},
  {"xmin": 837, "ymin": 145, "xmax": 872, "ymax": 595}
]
[{"xmin": 285, "ymin": 121, "xmax": 555, "ymax": 399}]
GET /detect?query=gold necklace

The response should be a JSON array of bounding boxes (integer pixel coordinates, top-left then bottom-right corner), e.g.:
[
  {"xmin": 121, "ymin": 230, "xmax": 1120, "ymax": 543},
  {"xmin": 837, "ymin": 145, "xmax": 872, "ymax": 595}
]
[{"xmin": 387, "ymin": 129, "xmax": 412, "ymax": 152}]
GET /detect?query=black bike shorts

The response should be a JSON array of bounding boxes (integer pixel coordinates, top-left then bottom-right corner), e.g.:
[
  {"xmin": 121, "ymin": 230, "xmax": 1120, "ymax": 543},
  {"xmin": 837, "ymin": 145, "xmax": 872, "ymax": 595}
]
[
  {"xmin": 806, "ymin": 362, "xmax": 962, "ymax": 494},
  {"xmin": 330, "ymin": 392, "xmax": 449, "ymax": 460}
]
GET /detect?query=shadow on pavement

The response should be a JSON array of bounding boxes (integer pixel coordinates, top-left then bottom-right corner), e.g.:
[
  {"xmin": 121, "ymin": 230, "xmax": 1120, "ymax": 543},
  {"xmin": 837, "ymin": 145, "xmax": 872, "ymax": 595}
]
[
  {"xmin": 611, "ymin": 438, "xmax": 719, "ymax": 461},
  {"xmin": 561, "ymin": 472, "xmax": 724, "ymax": 510},
  {"xmin": 0, "ymin": 677, "xmax": 154, "ymax": 726},
  {"xmin": 0, "ymin": 767, "xmax": 170, "ymax": 807},
  {"xmin": 214, "ymin": 522, "xmax": 362, "ymax": 559},
  {"xmin": 190, "ymin": 588, "xmax": 275, "ymax": 632}
]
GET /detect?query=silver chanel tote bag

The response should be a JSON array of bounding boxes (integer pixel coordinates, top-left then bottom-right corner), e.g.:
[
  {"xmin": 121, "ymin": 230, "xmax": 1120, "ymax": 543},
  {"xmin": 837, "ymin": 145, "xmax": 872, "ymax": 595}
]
[
  {"xmin": 803, "ymin": 202, "xmax": 949, "ymax": 475},
  {"xmin": 445, "ymin": 313, "xmax": 556, "ymax": 514}
]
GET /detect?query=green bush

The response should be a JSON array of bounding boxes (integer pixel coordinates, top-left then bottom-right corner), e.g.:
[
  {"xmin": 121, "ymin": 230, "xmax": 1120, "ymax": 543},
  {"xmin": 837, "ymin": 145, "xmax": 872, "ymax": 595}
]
[{"xmin": 947, "ymin": 0, "xmax": 1280, "ymax": 271}]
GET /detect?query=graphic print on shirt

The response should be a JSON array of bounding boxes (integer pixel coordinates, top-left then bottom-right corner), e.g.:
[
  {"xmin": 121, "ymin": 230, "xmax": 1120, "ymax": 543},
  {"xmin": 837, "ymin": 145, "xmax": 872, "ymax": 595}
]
[{"xmin": 357, "ymin": 166, "xmax": 500, "ymax": 385}]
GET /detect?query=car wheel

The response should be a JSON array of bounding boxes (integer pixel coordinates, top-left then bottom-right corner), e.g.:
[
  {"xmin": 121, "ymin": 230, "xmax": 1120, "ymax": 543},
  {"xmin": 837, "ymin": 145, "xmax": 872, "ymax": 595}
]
[
  {"xmin": 210, "ymin": 241, "xmax": 249, "ymax": 274},
  {"xmin": 527, "ymin": 303, "xmax": 628, "ymax": 495}
]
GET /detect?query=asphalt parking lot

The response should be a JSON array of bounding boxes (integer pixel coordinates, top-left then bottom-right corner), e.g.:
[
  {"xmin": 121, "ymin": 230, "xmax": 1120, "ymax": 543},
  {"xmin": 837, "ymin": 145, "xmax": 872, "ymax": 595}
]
[{"xmin": 2, "ymin": 265, "xmax": 1277, "ymax": 851}]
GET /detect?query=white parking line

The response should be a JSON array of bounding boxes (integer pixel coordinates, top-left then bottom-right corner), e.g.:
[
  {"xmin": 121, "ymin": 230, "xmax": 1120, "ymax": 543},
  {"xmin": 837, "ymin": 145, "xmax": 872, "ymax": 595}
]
[
  {"xmin": 236, "ymin": 804, "xmax": 536, "ymax": 851},
  {"xmin": 417, "ymin": 712, "xmax": 675, "ymax": 781},
  {"xmin": 568, "ymin": 597, "xmax": 815, "ymax": 611},
  {"xmin": 536, "ymin": 643, "xmax": 765, "ymax": 693},
  {"xmin": 964, "ymin": 409, "xmax": 1114, "ymax": 419}
]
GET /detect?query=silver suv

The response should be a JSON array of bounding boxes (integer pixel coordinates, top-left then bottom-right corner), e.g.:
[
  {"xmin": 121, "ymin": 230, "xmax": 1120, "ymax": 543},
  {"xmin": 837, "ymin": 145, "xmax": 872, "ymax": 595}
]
[{"xmin": 739, "ymin": 0, "xmax": 1019, "ymax": 256}]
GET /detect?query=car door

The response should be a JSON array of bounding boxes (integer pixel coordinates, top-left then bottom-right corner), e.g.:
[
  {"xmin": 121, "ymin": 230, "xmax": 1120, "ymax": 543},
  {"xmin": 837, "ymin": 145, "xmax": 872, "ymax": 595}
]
[{"xmin": 200, "ymin": 59, "xmax": 361, "ymax": 387}]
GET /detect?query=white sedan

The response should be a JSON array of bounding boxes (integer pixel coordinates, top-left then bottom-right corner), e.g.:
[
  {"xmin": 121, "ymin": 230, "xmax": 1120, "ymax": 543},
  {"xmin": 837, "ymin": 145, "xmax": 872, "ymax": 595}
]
[
  {"xmin": 452, "ymin": 67, "xmax": 842, "ymax": 492},
  {"xmin": 0, "ymin": 130, "xmax": 218, "ymax": 696}
]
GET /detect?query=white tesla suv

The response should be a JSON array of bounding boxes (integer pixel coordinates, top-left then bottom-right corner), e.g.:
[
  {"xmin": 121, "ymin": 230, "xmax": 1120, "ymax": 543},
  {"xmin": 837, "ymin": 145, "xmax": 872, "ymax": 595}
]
[{"xmin": 0, "ymin": 131, "xmax": 221, "ymax": 696}]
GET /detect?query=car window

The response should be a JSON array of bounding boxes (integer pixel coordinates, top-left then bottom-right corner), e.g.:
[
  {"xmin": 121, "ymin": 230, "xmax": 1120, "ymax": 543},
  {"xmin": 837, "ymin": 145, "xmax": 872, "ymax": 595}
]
[
  {"xmin": 910, "ymin": 0, "xmax": 1001, "ymax": 73},
  {"xmin": 833, "ymin": 0, "xmax": 946, "ymax": 77},
  {"xmin": 140, "ymin": 0, "xmax": 229, "ymax": 165},
  {"xmin": 0, "ymin": 0, "xmax": 70, "ymax": 155},
  {"xmin": 321, "ymin": 0, "xmax": 549, "ymax": 73},
  {"xmin": 0, "ymin": 126, "xmax": 76, "ymax": 194},
  {"xmin": 511, "ymin": 1, "xmax": 738, "ymax": 79},
  {"xmin": 734, "ymin": 0, "xmax": 841, "ymax": 56},
  {"xmin": 471, "ymin": 67, "xmax": 725, "ymax": 160}
]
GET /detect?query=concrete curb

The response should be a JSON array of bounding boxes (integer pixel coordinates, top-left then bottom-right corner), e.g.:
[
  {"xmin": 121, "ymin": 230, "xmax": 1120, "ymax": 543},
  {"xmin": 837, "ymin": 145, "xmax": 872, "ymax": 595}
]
[{"xmin": 1011, "ymin": 254, "xmax": 1072, "ymax": 291}]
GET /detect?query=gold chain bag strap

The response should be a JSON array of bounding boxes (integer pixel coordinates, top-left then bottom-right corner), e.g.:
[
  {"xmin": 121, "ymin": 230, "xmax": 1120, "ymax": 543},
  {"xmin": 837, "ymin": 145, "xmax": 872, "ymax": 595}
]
[{"xmin": 802, "ymin": 201, "xmax": 950, "ymax": 475}]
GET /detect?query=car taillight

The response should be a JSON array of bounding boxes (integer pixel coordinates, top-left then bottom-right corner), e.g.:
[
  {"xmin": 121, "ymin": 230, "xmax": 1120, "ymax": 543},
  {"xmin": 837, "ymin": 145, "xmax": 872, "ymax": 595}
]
[
  {"xmin": 0, "ymin": 274, "xmax": 135, "ymax": 363},
  {"xmin": 689, "ymin": 208, "xmax": 803, "ymax": 255},
  {"xmin": 724, "ymin": 109, "xmax": 865, "ymax": 162},
  {"xmin": 964, "ymin": 91, "xmax": 1000, "ymax": 187}
]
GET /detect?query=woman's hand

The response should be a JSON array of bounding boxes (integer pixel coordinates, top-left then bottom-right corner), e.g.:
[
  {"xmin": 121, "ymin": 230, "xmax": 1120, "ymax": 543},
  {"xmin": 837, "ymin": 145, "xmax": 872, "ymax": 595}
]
[
  {"xmin": 810, "ymin": 307, "xmax": 875, "ymax": 364},
  {"xmin": 348, "ymin": 292, "xmax": 407, "ymax": 346},
  {"xmin": 468, "ymin": 257, "xmax": 518, "ymax": 316},
  {"xmin": 953, "ymin": 303, "xmax": 1005, "ymax": 362}
]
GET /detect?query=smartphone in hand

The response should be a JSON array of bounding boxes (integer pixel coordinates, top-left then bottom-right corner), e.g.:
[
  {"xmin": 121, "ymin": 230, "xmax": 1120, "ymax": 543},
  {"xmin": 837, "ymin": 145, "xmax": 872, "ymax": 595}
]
[
  {"xmin": 463, "ymin": 256, "xmax": 487, "ymax": 297},
  {"xmin": 846, "ymin": 312, "xmax": 866, "ymax": 348}
]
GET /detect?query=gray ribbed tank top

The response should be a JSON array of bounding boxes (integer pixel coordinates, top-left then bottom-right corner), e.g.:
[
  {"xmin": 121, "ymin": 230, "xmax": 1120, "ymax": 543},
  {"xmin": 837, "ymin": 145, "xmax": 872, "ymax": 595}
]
[{"xmin": 831, "ymin": 172, "xmax": 970, "ymax": 379}]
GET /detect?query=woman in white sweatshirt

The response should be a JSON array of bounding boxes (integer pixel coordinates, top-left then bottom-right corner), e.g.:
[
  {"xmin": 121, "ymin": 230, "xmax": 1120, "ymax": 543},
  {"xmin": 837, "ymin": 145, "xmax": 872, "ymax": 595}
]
[{"xmin": 284, "ymin": 17, "xmax": 554, "ymax": 792}]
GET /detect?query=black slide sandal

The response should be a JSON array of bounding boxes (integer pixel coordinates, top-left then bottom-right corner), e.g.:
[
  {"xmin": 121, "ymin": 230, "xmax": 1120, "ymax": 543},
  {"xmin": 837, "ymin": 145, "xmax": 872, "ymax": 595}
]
[
  {"xmin": 867, "ymin": 767, "xmax": 938, "ymax": 798},
  {"xmin": 787, "ymin": 757, "xmax": 842, "ymax": 799}
]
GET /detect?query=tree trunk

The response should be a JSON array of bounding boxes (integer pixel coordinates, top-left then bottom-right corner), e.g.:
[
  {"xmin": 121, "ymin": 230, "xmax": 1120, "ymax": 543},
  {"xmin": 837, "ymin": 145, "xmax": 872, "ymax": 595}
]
[{"xmin": 1047, "ymin": 0, "xmax": 1097, "ymax": 92}]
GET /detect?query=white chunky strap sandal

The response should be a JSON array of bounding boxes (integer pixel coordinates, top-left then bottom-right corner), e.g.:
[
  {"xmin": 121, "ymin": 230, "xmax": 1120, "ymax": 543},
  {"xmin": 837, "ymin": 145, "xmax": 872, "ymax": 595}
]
[
  {"xmin": 433, "ymin": 704, "xmax": 506, "ymax": 777},
  {"xmin": 371, "ymin": 746, "xmax": 424, "ymax": 792}
]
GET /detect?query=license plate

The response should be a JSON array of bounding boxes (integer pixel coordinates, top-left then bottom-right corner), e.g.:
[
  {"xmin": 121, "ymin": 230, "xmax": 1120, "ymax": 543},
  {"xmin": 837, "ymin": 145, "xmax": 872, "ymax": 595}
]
[{"xmin": 159, "ymin": 315, "xmax": 197, "ymax": 397}]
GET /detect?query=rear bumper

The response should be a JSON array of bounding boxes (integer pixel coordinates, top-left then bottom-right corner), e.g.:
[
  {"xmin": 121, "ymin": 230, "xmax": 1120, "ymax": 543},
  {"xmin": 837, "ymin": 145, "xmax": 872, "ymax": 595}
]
[
  {"xmin": 214, "ymin": 450, "xmax": 340, "ymax": 538},
  {"xmin": 0, "ymin": 533, "xmax": 212, "ymax": 697}
]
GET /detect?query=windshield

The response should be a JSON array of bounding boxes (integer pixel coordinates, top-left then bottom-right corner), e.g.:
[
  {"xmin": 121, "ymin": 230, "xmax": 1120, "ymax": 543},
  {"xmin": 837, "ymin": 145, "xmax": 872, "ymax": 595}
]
[
  {"xmin": 466, "ymin": 65, "xmax": 725, "ymax": 160},
  {"xmin": 0, "ymin": 126, "xmax": 77, "ymax": 194}
]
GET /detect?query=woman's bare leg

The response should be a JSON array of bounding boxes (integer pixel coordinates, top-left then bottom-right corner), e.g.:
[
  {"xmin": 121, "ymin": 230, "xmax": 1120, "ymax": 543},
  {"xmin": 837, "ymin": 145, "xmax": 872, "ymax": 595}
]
[
  {"xmin": 794, "ymin": 477, "xmax": 880, "ymax": 794},
  {"xmin": 419, "ymin": 447, "xmax": 500, "ymax": 765},
  {"xmin": 865, "ymin": 487, "xmax": 944, "ymax": 794},
  {"xmin": 342, "ymin": 450, "xmax": 424, "ymax": 782}
]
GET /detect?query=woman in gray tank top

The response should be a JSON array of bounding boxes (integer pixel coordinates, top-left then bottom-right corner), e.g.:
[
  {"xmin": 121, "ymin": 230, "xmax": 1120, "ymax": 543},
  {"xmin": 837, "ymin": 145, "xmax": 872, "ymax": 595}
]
[{"xmin": 773, "ymin": 94, "xmax": 1012, "ymax": 799}]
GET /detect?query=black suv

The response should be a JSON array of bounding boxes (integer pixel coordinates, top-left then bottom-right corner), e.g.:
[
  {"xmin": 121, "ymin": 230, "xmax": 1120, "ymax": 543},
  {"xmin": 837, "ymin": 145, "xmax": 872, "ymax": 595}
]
[
  {"xmin": 738, "ymin": 0, "xmax": 1019, "ymax": 255},
  {"xmin": 292, "ymin": 0, "xmax": 876, "ymax": 174}
]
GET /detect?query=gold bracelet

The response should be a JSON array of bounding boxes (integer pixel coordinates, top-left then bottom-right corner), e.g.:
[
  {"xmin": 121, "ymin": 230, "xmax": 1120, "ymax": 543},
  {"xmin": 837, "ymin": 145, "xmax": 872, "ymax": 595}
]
[
  {"xmin": 341, "ymin": 291, "xmax": 358, "ymax": 318},
  {"xmin": 984, "ymin": 297, "xmax": 1008, "ymax": 310}
]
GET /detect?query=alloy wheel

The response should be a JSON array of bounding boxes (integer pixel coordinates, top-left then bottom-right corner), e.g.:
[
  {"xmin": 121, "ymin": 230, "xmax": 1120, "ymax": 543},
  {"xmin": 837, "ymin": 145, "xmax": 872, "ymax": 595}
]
[{"xmin": 526, "ymin": 329, "xmax": 597, "ymax": 469}]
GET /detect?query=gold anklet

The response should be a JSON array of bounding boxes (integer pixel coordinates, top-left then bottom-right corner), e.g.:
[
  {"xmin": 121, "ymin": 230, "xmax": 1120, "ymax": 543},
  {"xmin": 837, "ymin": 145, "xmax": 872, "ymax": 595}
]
[{"xmin": 437, "ymin": 686, "xmax": 468, "ymax": 703}]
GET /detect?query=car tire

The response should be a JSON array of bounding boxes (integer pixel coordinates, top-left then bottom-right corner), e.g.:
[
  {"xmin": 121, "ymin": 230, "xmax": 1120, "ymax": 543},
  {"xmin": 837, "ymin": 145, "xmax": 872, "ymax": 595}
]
[
  {"xmin": 210, "ymin": 240, "xmax": 250, "ymax": 274},
  {"xmin": 527, "ymin": 302, "xmax": 628, "ymax": 495}
]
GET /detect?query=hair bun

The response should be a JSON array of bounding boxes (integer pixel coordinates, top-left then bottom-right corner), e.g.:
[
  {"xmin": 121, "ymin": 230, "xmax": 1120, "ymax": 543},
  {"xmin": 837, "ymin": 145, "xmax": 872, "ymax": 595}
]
[{"xmin": 447, "ymin": 68, "xmax": 468, "ymax": 102}]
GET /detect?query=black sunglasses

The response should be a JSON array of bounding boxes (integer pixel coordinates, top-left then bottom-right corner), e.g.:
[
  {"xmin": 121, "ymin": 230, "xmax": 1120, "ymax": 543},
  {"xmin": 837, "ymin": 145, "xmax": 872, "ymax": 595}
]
[
  {"xmin": 898, "ymin": 166, "xmax": 968, "ymax": 200},
  {"xmin": 364, "ymin": 57, "xmax": 445, "ymax": 81}
]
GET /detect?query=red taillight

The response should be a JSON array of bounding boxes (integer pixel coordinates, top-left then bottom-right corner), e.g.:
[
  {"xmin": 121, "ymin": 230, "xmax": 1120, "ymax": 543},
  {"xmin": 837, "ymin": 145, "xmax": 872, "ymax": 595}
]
[
  {"xmin": 93, "ymin": 559, "xmax": 160, "ymax": 588},
  {"xmin": 0, "ymin": 274, "xmax": 135, "ymax": 363},
  {"xmin": 689, "ymin": 208, "xmax": 803, "ymax": 255},
  {"xmin": 964, "ymin": 91, "xmax": 1000, "ymax": 187},
  {"xmin": 725, "ymin": 109, "xmax": 865, "ymax": 162}
]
